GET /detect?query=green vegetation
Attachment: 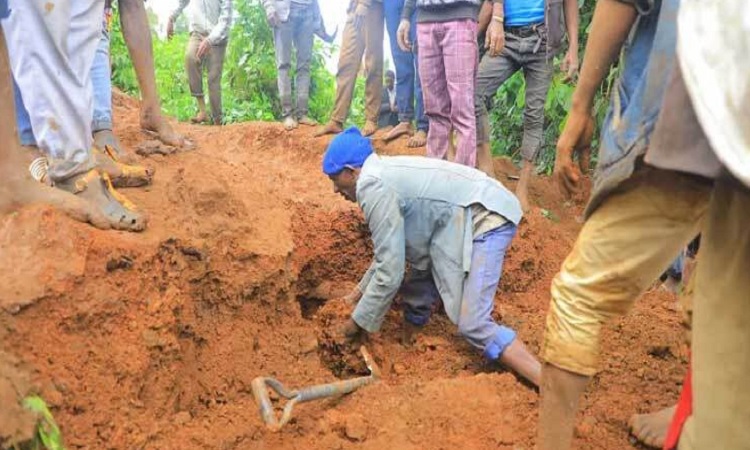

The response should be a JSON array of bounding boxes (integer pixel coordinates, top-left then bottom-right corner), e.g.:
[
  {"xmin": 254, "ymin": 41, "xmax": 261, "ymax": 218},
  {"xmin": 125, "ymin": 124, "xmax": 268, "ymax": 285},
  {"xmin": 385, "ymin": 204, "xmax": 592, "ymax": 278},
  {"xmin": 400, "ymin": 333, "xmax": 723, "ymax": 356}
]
[
  {"xmin": 21, "ymin": 396, "xmax": 65, "ymax": 450},
  {"xmin": 110, "ymin": 0, "xmax": 609, "ymax": 172}
]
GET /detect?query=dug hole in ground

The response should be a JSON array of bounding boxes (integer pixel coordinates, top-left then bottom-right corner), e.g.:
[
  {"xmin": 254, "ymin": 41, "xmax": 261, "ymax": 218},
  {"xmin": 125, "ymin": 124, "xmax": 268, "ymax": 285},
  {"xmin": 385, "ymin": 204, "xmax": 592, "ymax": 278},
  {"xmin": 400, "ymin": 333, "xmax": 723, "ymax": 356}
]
[{"xmin": 0, "ymin": 93, "xmax": 688, "ymax": 449}]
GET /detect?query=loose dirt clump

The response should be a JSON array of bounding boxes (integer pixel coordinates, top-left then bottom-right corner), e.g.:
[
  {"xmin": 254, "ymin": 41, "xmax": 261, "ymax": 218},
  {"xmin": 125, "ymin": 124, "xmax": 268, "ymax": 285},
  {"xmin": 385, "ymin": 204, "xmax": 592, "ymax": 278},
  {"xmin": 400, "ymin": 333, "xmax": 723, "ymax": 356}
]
[{"xmin": 0, "ymin": 96, "xmax": 689, "ymax": 449}]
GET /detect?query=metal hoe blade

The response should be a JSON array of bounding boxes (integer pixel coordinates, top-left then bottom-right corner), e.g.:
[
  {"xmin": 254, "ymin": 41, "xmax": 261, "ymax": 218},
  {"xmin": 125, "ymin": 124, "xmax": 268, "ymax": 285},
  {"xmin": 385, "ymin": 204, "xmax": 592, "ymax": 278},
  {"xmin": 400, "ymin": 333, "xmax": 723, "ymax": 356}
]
[{"xmin": 251, "ymin": 346, "xmax": 381, "ymax": 432}]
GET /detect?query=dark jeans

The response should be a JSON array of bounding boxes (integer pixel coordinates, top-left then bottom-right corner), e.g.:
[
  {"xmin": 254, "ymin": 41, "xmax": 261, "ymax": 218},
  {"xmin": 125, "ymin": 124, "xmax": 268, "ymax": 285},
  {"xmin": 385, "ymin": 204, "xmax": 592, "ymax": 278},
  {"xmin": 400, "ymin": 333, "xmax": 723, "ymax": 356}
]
[
  {"xmin": 384, "ymin": 0, "xmax": 428, "ymax": 131},
  {"xmin": 475, "ymin": 25, "xmax": 552, "ymax": 161},
  {"xmin": 273, "ymin": 2, "xmax": 316, "ymax": 118}
]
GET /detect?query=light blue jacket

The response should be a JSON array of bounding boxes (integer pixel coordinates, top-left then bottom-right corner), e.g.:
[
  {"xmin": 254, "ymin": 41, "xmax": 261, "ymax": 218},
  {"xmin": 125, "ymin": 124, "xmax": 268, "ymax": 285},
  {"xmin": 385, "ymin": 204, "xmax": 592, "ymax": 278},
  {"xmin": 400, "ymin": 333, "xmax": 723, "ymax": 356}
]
[{"xmin": 352, "ymin": 155, "xmax": 522, "ymax": 333}]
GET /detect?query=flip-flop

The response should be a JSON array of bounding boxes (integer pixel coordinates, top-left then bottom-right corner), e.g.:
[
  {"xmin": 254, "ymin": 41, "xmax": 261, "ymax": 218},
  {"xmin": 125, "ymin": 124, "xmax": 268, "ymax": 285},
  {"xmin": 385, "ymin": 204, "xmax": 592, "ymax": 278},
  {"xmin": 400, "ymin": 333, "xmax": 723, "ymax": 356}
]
[
  {"xmin": 56, "ymin": 169, "xmax": 147, "ymax": 232},
  {"xmin": 94, "ymin": 146, "xmax": 154, "ymax": 188}
]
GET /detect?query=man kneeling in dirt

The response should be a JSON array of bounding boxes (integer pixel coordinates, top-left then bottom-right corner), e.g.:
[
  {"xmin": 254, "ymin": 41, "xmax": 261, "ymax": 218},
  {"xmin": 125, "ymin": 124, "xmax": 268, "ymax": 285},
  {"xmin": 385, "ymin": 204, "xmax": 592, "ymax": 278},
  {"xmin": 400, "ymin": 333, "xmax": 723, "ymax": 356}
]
[{"xmin": 322, "ymin": 127, "xmax": 541, "ymax": 386}]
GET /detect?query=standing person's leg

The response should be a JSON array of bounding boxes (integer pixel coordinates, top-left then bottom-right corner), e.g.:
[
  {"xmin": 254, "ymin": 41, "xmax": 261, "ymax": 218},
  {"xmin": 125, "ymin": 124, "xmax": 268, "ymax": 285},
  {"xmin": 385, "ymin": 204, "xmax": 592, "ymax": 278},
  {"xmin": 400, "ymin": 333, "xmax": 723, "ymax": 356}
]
[
  {"xmin": 207, "ymin": 42, "xmax": 227, "ymax": 125},
  {"xmin": 2, "ymin": 0, "xmax": 145, "ymax": 231},
  {"xmin": 185, "ymin": 32, "xmax": 208, "ymax": 123},
  {"xmin": 293, "ymin": 3, "xmax": 317, "ymax": 126},
  {"xmin": 515, "ymin": 42, "xmax": 553, "ymax": 211},
  {"xmin": 316, "ymin": 0, "xmax": 366, "ymax": 136},
  {"xmin": 409, "ymin": 20, "xmax": 428, "ymax": 148},
  {"xmin": 418, "ymin": 22, "xmax": 452, "ymax": 160},
  {"xmin": 274, "ymin": 15, "xmax": 295, "ymax": 129},
  {"xmin": 12, "ymin": 79, "xmax": 36, "ymax": 146},
  {"xmin": 362, "ymin": 1, "xmax": 385, "ymax": 136},
  {"xmin": 474, "ymin": 35, "xmax": 522, "ymax": 177},
  {"xmin": 118, "ymin": 0, "xmax": 185, "ymax": 147},
  {"xmin": 457, "ymin": 223, "xmax": 541, "ymax": 385},
  {"xmin": 688, "ymin": 179, "xmax": 750, "ymax": 450},
  {"xmin": 538, "ymin": 168, "xmax": 710, "ymax": 450},
  {"xmin": 383, "ymin": 0, "xmax": 415, "ymax": 141},
  {"xmin": 90, "ymin": 23, "xmax": 129, "ymax": 161},
  {"xmin": 0, "ymin": 25, "xmax": 108, "ymax": 226},
  {"xmin": 442, "ymin": 19, "xmax": 478, "ymax": 168}
]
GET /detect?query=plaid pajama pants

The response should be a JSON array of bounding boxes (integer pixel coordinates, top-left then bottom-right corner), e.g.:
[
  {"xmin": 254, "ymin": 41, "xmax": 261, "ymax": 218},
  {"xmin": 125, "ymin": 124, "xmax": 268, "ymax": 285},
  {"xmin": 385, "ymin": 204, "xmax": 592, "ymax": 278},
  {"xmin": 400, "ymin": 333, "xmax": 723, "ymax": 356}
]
[{"xmin": 417, "ymin": 19, "xmax": 478, "ymax": 168}]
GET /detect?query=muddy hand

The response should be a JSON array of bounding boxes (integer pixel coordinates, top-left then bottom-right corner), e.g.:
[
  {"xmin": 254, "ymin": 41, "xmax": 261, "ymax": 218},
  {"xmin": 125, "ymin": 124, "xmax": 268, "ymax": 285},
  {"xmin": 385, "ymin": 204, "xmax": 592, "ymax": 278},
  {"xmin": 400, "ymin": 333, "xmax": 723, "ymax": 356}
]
[
  {"xmin": 341, "ymin": 318, "xmax": 367, "ymax": 348},
  {"xmin": 554, "ymin": 109, "xmax": 594, "ymax": 199}
]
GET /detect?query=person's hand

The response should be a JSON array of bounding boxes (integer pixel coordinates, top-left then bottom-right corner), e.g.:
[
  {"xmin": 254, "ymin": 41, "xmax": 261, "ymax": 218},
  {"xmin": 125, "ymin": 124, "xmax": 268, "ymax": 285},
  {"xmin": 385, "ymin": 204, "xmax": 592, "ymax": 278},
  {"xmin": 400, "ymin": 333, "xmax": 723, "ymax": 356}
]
[
  {"xmin": 561, "ymin": 49, "xmax": 579, "ymax": 82},
  {"xmin": 397, "ymin": 19, "xmax": 412, "ymax": 52},
  {"xmin": 484, "ymin": 19, "xmax": 505, "ymax": 57},
  {"xmin": 554, "ymin": 106, "xmax": 594, "ymax": 199},
  {"xmin": 352, "ymin": 3, "xmax": 369, "ymax": 31},
  {"xmin": 196, "ymin": 38, "xmax": 212, "ymax": 59},
  {"xmin": 341, "ymin": 318, "xmax": 367, "ymax": 346},
  {"xmin": 343, "ymin": 286, "xmax": 363, "ymax": 305},
  {"xmin": 391, "ymin": 104, "xmax": 398, "ymax": 113},
  {"xmin": 166, "ymin": 18, "xmax": 175, "ymax": 40},
  {"xmin": 266, "ymin": 10, "xmax": 280, "ymax": 27}
]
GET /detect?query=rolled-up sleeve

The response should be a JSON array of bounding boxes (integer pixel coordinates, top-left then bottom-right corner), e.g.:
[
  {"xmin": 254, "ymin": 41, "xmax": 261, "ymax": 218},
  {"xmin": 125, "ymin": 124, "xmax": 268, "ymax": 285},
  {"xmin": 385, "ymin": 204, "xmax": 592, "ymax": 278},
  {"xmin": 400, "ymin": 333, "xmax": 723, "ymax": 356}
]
[
  {"xmin": 169, "ymin": 0, "xmax": 190, "ymax": 22},
  {"xmin": 208, "ymin": 0, "xmax": 233, "ymax": 45},
  {"xmin": 351, "ymin": 178, "xmax": 406, "ymax": 333}
]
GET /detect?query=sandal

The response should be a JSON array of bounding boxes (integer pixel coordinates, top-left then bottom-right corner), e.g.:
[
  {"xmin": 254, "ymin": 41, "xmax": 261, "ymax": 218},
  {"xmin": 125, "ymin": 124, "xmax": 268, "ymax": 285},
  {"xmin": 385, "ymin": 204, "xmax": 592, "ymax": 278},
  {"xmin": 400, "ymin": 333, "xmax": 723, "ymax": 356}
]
[
  {"xmin": 94, "ymin": 146, "xmax": 154, "ymax": 188},
  {"xmin": 93, "ymin": 129, "xmax": 135, "ymax": 164},
  {"xmin": 56, "ymin": 169, "xmax": 147, "ymax": 232}
]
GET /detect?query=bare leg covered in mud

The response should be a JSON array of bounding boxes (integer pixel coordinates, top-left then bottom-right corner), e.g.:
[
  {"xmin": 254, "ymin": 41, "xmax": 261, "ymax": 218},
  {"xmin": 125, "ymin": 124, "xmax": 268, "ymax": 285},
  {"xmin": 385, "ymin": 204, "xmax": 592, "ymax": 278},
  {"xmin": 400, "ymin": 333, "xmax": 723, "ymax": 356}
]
[
  {"xmin": 629, "ymin": 405, "xmax": 677, "ymax": 448},
  {"xmin": 515, "ymin": 161, "xmax": 534, "ymax": 212},
  {"xmin": 119, "ymin": 0, "xmax": 185, "ymax": 147},
  {"xmin": 0, "ymin": 29, "xmax": 109, "ymax": 228}
]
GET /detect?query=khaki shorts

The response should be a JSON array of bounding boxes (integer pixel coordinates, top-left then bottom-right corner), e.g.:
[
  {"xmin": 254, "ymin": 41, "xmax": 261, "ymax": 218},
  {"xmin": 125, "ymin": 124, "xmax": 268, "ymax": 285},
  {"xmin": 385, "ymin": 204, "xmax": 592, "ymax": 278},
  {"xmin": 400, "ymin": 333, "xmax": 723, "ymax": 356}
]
[{"xmin": 542, "ymin": 166, "xmax": 710, "ymax": 376}]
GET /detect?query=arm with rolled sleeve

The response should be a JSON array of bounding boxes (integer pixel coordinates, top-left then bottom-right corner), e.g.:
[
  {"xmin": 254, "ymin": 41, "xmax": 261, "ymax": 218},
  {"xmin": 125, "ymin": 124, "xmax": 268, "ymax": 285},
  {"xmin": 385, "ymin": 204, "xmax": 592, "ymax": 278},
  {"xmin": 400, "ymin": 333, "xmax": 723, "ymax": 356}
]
[
  {"xmin": 169, "ymin": 0, "xmax": 190, "ymax": 23},
  {"xmin": 207, "ymin": 0, "xmax": 233, "ymax": 45},
  {"xmin": 351, "ymin": 177, "xmax": 406, "ymax": 333}
]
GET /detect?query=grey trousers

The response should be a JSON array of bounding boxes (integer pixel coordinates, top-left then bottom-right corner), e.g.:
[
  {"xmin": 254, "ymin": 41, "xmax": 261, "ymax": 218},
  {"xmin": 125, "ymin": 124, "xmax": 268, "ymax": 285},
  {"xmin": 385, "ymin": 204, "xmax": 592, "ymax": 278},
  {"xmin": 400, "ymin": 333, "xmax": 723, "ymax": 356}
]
[
  {"xmin": 273, "ymin": 2, "xmax": 317, "ymax": 118},
  {"xmin": 186, "ymin": 32, "xmax": 227, "ymax": 123},
  {"xmin": 475, "ymin": 27, "xmax": 553, "ymax": 162}
]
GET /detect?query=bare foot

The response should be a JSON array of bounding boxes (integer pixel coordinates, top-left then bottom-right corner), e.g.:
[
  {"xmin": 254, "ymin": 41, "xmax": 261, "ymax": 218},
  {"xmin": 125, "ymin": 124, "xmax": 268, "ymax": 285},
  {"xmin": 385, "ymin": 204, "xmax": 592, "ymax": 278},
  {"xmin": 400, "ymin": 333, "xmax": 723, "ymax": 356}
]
[
  {"xmin": 190, "ymin": 111, "xmax": 208, "ymax": 124},
  {"xmin": 314, "ymin": 120, "xmax": 344, "ymax": 137},
  {"xmin": 140, "ymin": 108, "xmax": 185, "ymax": 148},
  {"xmin": 384, "ymin": 121, "xmax": 413, "ymax": 142},
  {"xmin": 297, "ymin": 115, "xmax": 318, "ymax": 127},
  {"xmin": 362, "ymin": 120, "xmax": 377, "ymax": 137},
  {"xmin": 408, "ymin": 129, "xmax": 427, "ymax": 148},
  {"xmin": 283, "ymin": 116, "xmax": 298, "ymax": 131},
  {"xmin": 516, "ymin": 161, "xmax": 534, "ymax": 213},
  {"xmin": 498, "ymin": 339, "xmax": 542, "ymax": 387},
  {"xmin": 628, "ymin": 406, "xmax": 677, "ymax": 448}
]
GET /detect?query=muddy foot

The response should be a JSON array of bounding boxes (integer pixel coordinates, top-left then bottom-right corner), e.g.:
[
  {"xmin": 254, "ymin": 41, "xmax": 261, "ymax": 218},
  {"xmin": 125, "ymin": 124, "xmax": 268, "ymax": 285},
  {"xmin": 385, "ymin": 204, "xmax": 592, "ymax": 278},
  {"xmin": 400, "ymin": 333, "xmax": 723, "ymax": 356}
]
[
  {"xmin": 297, "ymin": 115, "xmax": 318, "ymax": 127},
  {"xmin": 362, "ymin": 120, "xmax": 377, "ymax": 137},
  {"xmin": 190, "ymin": 112, "xmax": 208, "ymax": 124},
  {"xmin": 315, "ymin": 120, "xmax": 344, "ymax": 137},
  {"xmin": 93, "ymin": 129, "xmax": 136, "ymax": 164},
  {"xmin": 407, "ymin": 129, "xmax": 427, "ymax": 148},
  {"xmin": 56, "ymin": 169, "xmax": 148, "ymax": 232},
  {"xmin": 283, "ymin": 116, "xmax": 298, "ymax": 131},
  {"xmin": 94, "ymin": 149, "xmax": 154, "ymax": 188},
  {"xmin": 384, "ymin": 122, "xmax": 413, "ymax": 142},
  {"xmin": 141, "ymin": 111, "xmax": 186, "ymax": 148},
  {"xmin": 400, "ymin": 321, "xmax": 422, "ymax": 347},
  {"xmin": 628, "ymin": 406, "xmax": 676, "ymax": 449}
]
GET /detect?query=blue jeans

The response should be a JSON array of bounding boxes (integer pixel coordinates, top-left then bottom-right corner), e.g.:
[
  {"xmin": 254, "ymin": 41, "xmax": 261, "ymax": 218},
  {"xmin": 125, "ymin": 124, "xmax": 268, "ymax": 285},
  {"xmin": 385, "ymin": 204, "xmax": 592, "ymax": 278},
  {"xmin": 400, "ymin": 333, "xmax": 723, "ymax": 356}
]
[
  {"xmin": 91, "ymin": 25, "xmax": 113, "ymax": 132},
  {"xmin": 12, "ymin": 23, "xmax": 111, "ymax": 146},
  {"xmin": 403, "ymin": 223, "xmax": 518, "ymax": 360},
  {"xmin": 383, "ymin": 0, "xmax": 427, "ymax": 131}
]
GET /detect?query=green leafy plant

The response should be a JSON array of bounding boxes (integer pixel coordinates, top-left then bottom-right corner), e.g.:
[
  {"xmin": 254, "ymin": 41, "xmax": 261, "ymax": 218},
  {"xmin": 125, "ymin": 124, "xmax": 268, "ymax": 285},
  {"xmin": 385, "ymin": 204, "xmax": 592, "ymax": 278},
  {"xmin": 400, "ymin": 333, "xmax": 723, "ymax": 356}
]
[{"xmin": 21, "ymin": 396, "xmax": 65, "ymax": 450}]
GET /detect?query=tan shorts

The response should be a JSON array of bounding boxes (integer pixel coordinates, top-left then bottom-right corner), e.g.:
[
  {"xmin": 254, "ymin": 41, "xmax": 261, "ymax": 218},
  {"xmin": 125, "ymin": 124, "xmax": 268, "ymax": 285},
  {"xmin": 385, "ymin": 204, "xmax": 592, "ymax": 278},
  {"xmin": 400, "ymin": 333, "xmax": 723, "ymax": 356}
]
[{"xmin": 542, "ymin": 166, "xmax": 710, "ymax": 376}]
